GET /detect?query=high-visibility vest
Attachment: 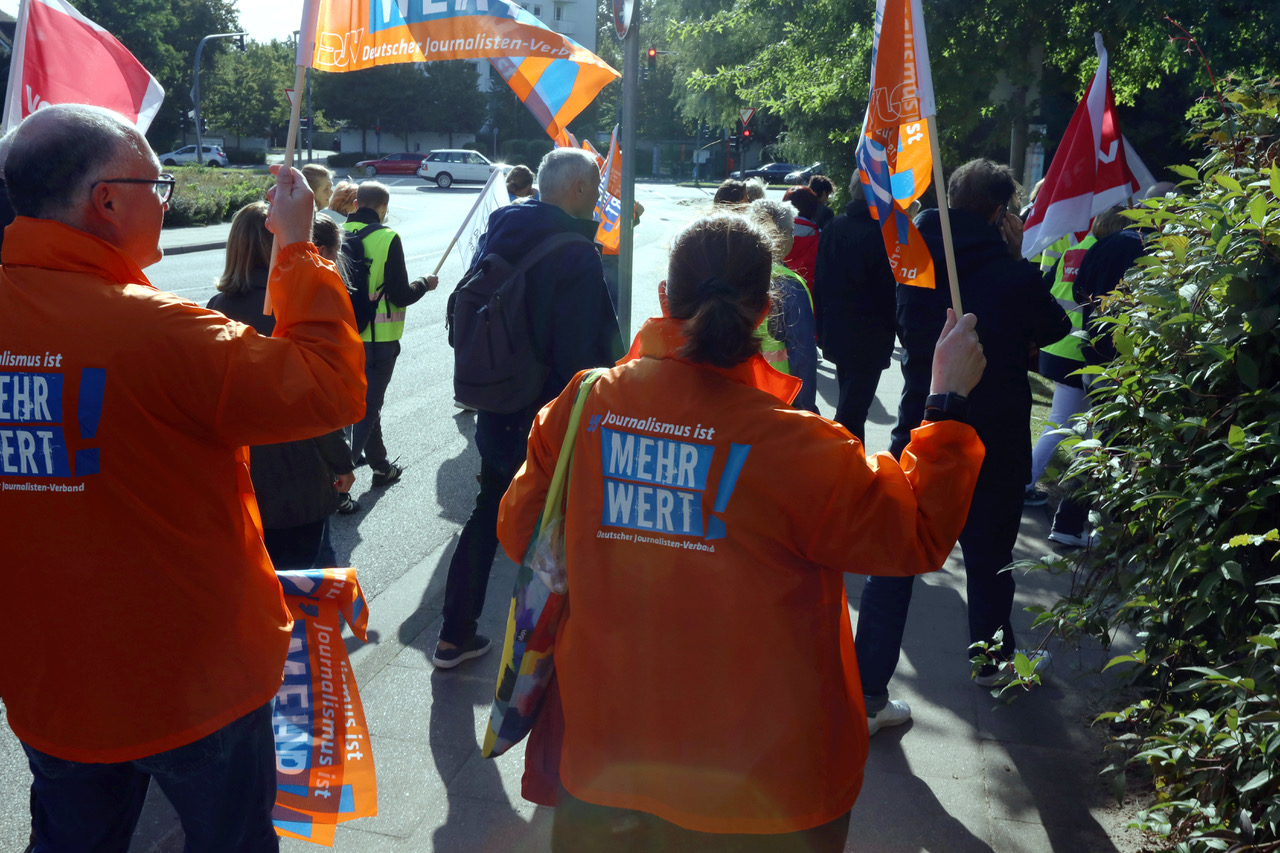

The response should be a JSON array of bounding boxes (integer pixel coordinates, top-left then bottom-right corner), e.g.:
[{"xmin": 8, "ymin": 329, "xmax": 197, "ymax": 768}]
[
  {"xmin": 1040, "ymin": 234, "xmax": 1096, "ymax": 362},
  {"xmin": 756, "ymin": 264, "xmax": 812, "ymax": 376},
  {"xmin": 343, "ymin": 220, "xmax": 405, "ymax": 343}
]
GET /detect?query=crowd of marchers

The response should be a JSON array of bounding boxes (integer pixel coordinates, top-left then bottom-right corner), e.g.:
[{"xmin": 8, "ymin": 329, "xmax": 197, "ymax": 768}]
[{"xmin": 0, "ymin": 102, "xmax": 1158, "ymax": 852}]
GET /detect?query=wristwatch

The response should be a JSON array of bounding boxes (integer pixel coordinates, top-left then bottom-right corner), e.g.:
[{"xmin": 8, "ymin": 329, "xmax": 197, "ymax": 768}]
[{"xmin": 924, "ymin": 392, "xmax": 969, "ymax": 423}]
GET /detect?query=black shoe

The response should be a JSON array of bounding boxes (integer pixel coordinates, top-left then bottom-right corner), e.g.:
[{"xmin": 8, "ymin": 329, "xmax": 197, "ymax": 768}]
[
  {"xmin": 1023, "ymin": 485, "xmax": 1049, "ymax": 507},
  {"xmin": 335, "ymin": 492, "xmax": 360, "ymax": 515},
  {"xmin": 431, "ymin": 634, "xmax": 491, "ymax": 669},
  {"xmin": 370, "ymin": 462, "xmax": 403, "ymax": 487}
]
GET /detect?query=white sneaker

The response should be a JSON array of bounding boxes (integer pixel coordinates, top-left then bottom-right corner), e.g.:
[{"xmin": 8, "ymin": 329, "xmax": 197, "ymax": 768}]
[
  {"xmin": 866, "ymin": 699, "xmax": 912, "ymax": 736},
  {"xmin": 1048, "ymin": 529, "xmax": 1099, "ymax": 548},
  {"xmin": 973, "ymin": 649, "xmax": 1052, "ymax": 688}
]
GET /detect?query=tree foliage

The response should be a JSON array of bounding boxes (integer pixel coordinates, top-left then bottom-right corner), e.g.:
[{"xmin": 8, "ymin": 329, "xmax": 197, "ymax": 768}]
[
  {"xmin": 663, "ymin": 0, "xmax": 1280, "ymax": 190},
  {"xmin": 1033, "ymin": 77, "xmax": 1280, "ymax": 852},
  {"xmin": 203, "ymin": 41, "xmax": 293, "ymax": 147}
]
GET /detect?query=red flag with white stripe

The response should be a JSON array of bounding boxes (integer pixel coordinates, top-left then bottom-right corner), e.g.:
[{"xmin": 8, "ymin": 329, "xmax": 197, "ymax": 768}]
[
  {"xmin": 1021, "ymin": 33, "xmax": 1154, "ymax": 260},
  {"xmin": 1, "ymin": 0, "xmax": 165, "ymax": 135}
]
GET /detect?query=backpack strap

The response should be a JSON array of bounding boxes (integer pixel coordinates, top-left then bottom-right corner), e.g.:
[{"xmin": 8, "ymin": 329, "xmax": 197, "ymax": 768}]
[{"xmin": 510, "ymin": 231, "xmax": 593, "ymax": 279}]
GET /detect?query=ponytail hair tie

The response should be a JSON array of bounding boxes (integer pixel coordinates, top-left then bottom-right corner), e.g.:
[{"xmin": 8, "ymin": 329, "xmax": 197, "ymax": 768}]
[{"xmin": 696, "ymin": 276, "xmax": 736, "ymax": 301}]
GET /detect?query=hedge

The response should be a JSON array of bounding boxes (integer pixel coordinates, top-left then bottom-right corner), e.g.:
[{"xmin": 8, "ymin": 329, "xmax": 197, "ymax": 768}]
[{"xmin": 163, "ymin": 167, "xmax": 272, "ymax": 228}]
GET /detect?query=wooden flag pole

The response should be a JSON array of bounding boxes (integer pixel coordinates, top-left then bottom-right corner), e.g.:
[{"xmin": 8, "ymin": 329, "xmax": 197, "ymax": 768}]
[
  {"xmin": 264, "ymin": 64, "xmax": 308, "ymax": 315},
  {"xmin": 926, "ymin": 114, "xmax": 963, "ymax": 316},
  {"xmin": 432, "ymin": 169, "xmax": 503, "ymax": 277}
]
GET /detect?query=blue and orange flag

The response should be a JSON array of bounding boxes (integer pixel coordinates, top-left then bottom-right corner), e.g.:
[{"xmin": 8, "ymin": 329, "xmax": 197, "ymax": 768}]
[
  {"xmin": 303, "ymin": 0, "xmax": 618, "ymax": 145},
  {"xmin": 856, "ymin": 0, "xmax": 938, "ymax": 288}
]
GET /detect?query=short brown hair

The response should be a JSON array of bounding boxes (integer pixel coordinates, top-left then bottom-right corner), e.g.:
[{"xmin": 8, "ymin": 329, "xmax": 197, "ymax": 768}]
[
  {"xmin": 947, "ymin": 159, "xmax": 1021, "ymax": 218},
  {"xmin": 666, "ymin": 213, "xmax": 774, "ymax": 368},
  {"xmin": 713, "ymin": 179, "xmax": 748, "ymax": 206}
]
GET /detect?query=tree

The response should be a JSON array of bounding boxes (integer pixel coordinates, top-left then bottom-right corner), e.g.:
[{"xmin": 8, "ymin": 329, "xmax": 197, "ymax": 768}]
[
  {"xmin": 203, "ymin": 40, "xmax": 293, "ymax": 147},
  {"xmin": 314, "ymin": 64, "xmax": 434, "ymax": 151},
  {"xmin": 424, "ymin": 61, "xmax": 487, "ymax": 146},
  {"xmin": 665, "ymin": 0, "xmax": 1280, "ymax": 196},
  {"xmin": 70, "ymin": 0, "xmax": 240, "ymax": 148}
]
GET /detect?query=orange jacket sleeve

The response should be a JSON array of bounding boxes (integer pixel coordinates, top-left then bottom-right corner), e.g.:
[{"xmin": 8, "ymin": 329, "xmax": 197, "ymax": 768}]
[
  {"xmin": 140, "ymin": 242, "xmax": 367, "ymax": 448},
  {"xmin": 803, "ymin": 419, "xmax": 985, "ymax": 575}
]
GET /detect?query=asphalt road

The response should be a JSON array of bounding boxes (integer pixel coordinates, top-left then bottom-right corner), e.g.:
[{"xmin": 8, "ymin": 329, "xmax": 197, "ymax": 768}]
[{"xmin": 0, "ymin": 179, "xmax": 745, "ymax": 849}]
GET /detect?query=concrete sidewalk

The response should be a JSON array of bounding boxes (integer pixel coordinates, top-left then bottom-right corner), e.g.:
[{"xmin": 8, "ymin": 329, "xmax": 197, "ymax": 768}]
[{"xmin": 115, "ymin": 353, "xmax": 1136, "ymax": 853}]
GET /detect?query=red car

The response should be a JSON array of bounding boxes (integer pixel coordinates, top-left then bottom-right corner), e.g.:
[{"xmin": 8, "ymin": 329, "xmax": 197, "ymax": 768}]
[{"xmin": 354, "ymin": 152, "xmax": 426, "ymax": 177}]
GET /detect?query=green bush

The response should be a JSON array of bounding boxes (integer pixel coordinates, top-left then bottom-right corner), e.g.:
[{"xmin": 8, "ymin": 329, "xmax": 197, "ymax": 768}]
[
  {"xmin": 327, "ymin": 152, "xmax": 376, "ymax": 167},
  {"xmin": 223, "ymin": 148, "xmax": 266, "ymax": 166},
  {"xmin": 163, "ymin": 167, "xmax": 272, "ymax": 228},
  {"xmin": 1033, "ymin": 78, "xmax": 1280, "ymax": 851}
]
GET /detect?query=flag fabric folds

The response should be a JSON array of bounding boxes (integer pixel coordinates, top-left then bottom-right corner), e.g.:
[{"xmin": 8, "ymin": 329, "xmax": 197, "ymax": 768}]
[
  {"xmin": 307, "ymin": 0, "xmax": 618, "ymax": 144},
  {"xmin": 456, "ymin": 170, "xmax": 512, "ymax": 271},
  {"xmin": 0, "ymin": 0, "xmax": 164, "ymax": 134},
  {"xmin": 272, "ymin": 568, "xmax": 377, "ymax": 846},
  {"xmin": 1021, "ymin": 33, "xmax": 1155, "ymax": 261},
  {"xmin": 593, "ymin": 126, "xmax": 623, "ymax": 252},
  {"xmin": 855, "ymin": 0, "xmax": 938, "ymax": 289}
]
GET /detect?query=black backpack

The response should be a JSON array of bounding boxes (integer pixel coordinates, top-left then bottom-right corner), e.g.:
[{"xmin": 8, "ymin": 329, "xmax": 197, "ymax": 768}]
[
  {"xmin": 340, "ymin": 223, "xmax": 384, "ymax": 335},
  {"xmin": 447, "ymin": 232, "xmax": 592, "ymax": 414}
]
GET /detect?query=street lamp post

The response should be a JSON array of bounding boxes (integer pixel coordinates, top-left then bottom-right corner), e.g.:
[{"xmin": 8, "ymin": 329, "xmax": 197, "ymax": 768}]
[{"xmin": 190, "ymin": 32, "xmax": 246, "ymax": 165}]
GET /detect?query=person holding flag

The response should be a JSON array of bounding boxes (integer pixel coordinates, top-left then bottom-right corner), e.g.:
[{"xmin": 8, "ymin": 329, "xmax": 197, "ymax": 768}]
[{"xmin": 857, "ymin": 160, "xmax": 1070, "ymax": 713}]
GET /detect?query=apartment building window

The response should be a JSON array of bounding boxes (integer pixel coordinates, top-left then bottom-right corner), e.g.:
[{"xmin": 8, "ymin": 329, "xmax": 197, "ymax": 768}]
[
  {"xmin": 533, "ymin": 4, "xmax": 542, "ymax": 14},
  {"xmin": 553, "ymin": 5, "xmax": 563, "ymax": 20}
]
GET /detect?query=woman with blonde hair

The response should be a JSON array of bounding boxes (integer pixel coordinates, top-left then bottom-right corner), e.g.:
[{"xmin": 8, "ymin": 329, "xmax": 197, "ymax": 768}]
[{"xmin": 322, "ymin": 179, "xmax": 358, "ymax": 223}]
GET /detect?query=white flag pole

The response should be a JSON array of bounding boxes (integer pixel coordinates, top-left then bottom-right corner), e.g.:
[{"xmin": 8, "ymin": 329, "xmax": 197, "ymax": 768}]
[
  {"xmin": 926, "ymin": 116, "xmax": 962, "ymax": 316},
  {"xmin": 433, "ymin": 168, "xmax": 504, "ymax": 276},
  {"xmin": 265, "ymin": 1, "xmax": 319, "ymax": 315}
]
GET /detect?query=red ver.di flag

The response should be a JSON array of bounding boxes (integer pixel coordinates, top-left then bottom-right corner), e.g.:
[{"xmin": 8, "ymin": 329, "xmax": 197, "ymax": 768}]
[
  {"xmin": 1021, "ymin": 33, "xmax": 1155, "ymax": 260},
  {"xmin": 272, "ymin": 568, "xmax": 377, "ymax": 846},
  {"xmin": 855, "ymin": 0, "xmax": 937, "ymax": 289},
  {"xmin": 0, "ymin": 0, "xmax": 165, "ymax": 134}
]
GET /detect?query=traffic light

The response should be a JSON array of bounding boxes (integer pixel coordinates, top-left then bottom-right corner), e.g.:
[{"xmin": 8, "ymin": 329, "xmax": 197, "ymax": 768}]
[
  {"xmin": 742, "ymin": 128, "xmax": 751, "ymax": 140},
  {"xmin": 647, "ymin": 46, "xmax": 657, "ymax": 76}
]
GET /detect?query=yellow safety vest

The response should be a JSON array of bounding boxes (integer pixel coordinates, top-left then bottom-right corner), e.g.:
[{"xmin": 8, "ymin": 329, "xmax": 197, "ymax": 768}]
[
  {"xmin": 1040, "ymin": 234, "xmax": 1096, "ymax": 363},
  {"xmin": 343, "ymin": 220, "xmax": 406, "ymax": 343}
]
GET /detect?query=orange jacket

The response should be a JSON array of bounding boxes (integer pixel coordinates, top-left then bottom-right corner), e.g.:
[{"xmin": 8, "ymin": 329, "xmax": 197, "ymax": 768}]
[
  {"xmin": 0, "ymin": 217, "xmax": 366, "ymax": 763},
  {"xmin": 497, "ymin": 317, "xmax": 984, "ymax": 834}
]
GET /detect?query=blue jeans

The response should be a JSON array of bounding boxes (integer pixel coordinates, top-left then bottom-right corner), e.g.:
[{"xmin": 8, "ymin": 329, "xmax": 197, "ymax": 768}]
[
  {"xmin": 22, "ymin": 703, "xmax": 279, "ymax": 853},
  {"xmin": 855, "ymin": 483, "xmax": 1023, "ymax": 710}
]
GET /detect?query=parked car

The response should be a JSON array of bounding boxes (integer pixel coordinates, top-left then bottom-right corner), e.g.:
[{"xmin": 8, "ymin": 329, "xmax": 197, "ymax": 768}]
[
  {"xmin": 416, "ymin": 149, "xmax": 505, "ymax": 188},
  {"xmin": 157, "ymin": 144, "xmax": 228, "ymax": 167},
  {"xmin": 354, "ymin": 153, "xmax": 426, "ymax": 177},
  {"xmin": 786, "ymin": 162, "xmax": 827, "ymax": 184},
  {"xmin": 730, "ymin": 162, "xmax": 801, "ymax": 184}
]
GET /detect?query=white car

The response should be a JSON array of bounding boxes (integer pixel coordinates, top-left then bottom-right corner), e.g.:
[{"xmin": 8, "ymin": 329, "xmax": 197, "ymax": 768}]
[
  {"xmin": 416, "ymin": 149, "xmax": 504, "ymax": 188},
  {"xmin": 157, "ymin": 144, "xmax": 229, "ymax": 167}
]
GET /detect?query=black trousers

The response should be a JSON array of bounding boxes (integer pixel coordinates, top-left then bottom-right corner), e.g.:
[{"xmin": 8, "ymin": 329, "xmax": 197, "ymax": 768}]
[{"xmin": 439, "ymin": 410, "xmax": 528, "ymax": 645}]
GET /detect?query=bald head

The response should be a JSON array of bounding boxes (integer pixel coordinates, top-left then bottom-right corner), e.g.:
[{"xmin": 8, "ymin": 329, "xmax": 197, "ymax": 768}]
[{"xmin": 4, "ymin": 104, "xmax": 149, "ymax": 223}]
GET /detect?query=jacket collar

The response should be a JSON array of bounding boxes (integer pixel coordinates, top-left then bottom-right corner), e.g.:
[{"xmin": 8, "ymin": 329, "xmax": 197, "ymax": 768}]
[
  {"xmin": 346, "ymin": 207, "xmax": 382, "ymax": 226},
  {"xmin": 620, "ymin": 317, "xmax": 801, "ymax": 405},
  {"xmin": 1, "ymin": 217, "xmax": 153, "ymax": 288}
]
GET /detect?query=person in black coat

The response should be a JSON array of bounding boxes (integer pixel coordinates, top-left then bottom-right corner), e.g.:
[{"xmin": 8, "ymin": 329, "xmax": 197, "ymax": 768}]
[
  {"xmin": 855, "ymin": 160, "xmax": 1070, "ymax": 728},
  {"xmin": 433, "ymin": 147, "xmax": 624, "ymax": 669},
  {"xmin": 206, "ymin": 202, "xmax": 355, "ymax": 570},
  {"xmin": 812, "ymin": 181, "xmax": 899, "ymax": 441}
]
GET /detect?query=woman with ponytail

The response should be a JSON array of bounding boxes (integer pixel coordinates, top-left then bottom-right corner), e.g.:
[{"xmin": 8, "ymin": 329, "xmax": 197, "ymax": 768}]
[{"xmin": 497, "ymin": 212, "xmax": 988, "ymax": 852}]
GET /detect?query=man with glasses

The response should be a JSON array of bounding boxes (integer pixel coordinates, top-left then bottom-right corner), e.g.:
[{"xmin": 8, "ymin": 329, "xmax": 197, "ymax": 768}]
[{"xmin": 0, "ymin": 104, "xmax": 367, "ymax": 851}]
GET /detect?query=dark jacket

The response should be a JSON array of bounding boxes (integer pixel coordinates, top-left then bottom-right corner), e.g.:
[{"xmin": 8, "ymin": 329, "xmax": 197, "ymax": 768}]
[
  {"xmin": 470, "ymin": 199, "xmax": 624, "ymax": 471},
  {"xmin": 891, "ymin": 208, "xmax": 1070, "ymax": 490},
  {"xmin": 346, "ymin": 206, "xmax": 430, "ymax": 309},
  {"xmin": 1073, "ymin": 228, "xmax": 1149, "ymax": 367},
  {"xmin": 207, "ymin": 269, "xmax": 354, "ymax": 528},
  {"xmin": 813, "ymin": 198, "xmax": 898, "ymax": 367}
]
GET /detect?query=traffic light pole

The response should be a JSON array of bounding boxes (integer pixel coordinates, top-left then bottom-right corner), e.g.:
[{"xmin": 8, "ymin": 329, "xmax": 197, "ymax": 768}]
[
  {"xmin": 618, "ymin": 14, "xmax": 639, "ymax": 342},
  {"xmin": 190, "ymin": 32, "xmax": 246, "ymax": 165}
]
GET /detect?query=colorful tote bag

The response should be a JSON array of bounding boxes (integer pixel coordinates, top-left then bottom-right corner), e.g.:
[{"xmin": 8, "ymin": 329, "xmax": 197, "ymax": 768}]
[{"xmin": 482, "ymin": 368, "xmax": 604, "ymax": 758}]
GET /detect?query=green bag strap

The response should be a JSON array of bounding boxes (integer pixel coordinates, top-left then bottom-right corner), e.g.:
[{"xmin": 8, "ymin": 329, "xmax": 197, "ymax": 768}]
[{"xmin": 538, "ymin": 368, "xmax": 607, "ymax": 534}]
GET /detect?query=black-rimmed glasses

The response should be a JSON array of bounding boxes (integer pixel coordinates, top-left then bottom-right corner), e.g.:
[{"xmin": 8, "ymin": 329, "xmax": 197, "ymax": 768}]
[{"xmin": 93, "ymin": 174, "xmax": 176, "ymax": 204}]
